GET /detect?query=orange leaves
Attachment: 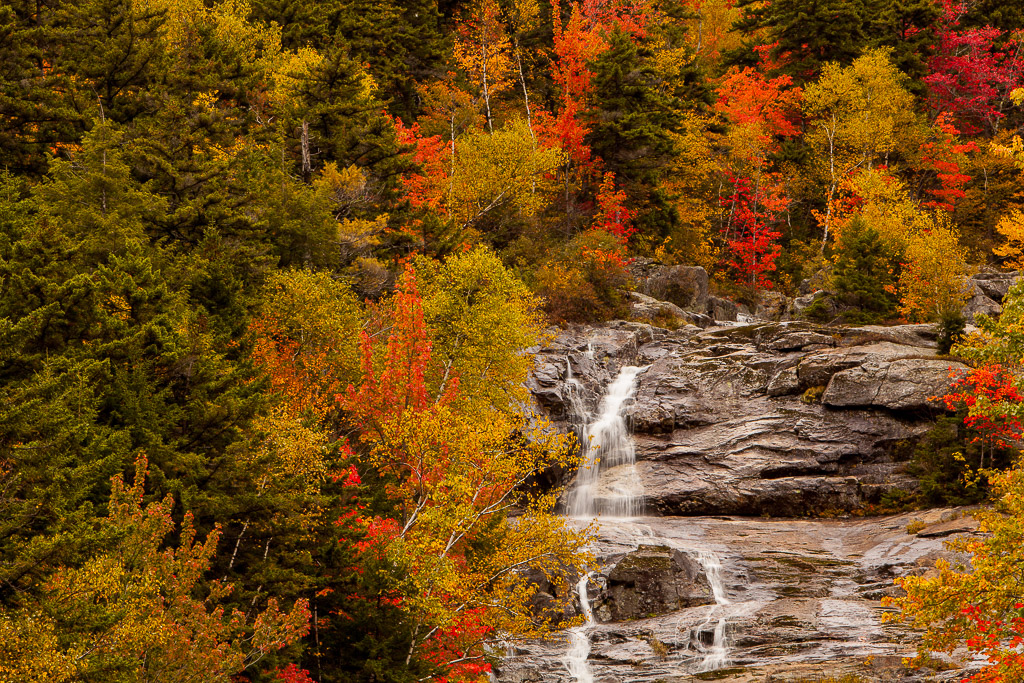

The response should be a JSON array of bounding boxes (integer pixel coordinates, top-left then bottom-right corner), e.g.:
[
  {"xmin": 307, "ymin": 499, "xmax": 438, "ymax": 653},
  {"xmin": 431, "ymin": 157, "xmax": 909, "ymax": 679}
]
[
  {"xmin": 716, "ymin": 67, "xmax": 802, "ymax": 141},
  {"xmin": 551, "ymin": 2, "xmax": 609, "ymax": 165},
  {"xmin": 549, "ymin": 0, "xmax": 651, "ymax": 165},
  {"xmin": 920, "ymin": 113, "xmax": 977, "ymax": 212},
  {"xmin": 345, "ymin": 265, "xmax": 441, "ymax": 423},
  {"xmin": 887, "ymin": 464, "xmax": 1024, "ymax": 682},
  {"xmin": 942, "ymin": 364, "xmax": 1024, "ymax": 449},
  {"xmin": 716, "ymin": 65, "xmax": 802, "ymax": 170},
  {"xmin": 594, "ymin": 172, "xmax": 634, "ymax": 239},
  {"xmin": 394, "ymin": 117, "xmax": 450, "ymax": 214}
]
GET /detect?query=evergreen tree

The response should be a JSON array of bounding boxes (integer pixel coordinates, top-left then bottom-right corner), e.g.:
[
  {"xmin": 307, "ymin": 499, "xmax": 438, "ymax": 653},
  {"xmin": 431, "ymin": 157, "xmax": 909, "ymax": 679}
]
[
  {"xmin": 831, "ymin": 218, "xmax": 899, "ymax": 323},
  {"xmin": 584, "ymin": 29, "xmax": 686, "ymax": 236},
  {"xmin": 729, "ymin": 0, "xmax": 871, "ymax": 80},
  {"xmin": 870, "ymin": 0, "xmax": 941, "ymax": 91}
]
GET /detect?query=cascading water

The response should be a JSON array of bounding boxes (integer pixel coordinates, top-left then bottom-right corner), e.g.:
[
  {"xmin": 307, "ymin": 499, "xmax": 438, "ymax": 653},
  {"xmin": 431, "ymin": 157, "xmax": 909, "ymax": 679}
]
[
  {"xmin": 564, "ymin": 365, "xmax": 645, "ymax": 519},
  {"xmin": 563, "ymin": 574, "xmax": 596, "ymax": 683},
  {"xmin": 694, "ymin": 551, "xmax": 731, "ymax": 672}
]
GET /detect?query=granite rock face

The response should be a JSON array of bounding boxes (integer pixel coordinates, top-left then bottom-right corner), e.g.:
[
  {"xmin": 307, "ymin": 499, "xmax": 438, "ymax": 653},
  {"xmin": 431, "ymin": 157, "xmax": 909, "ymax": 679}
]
[
  {"xmin": 529, "ymin": 320, "xmax": 961, "ymax": 516},
  {"xmin": 494, "ymin": 511, "xmax": 974, "ymax": 683},
  {"xmin": 595, "ymin": 545, "xmax": 714, "ymax": 621},
  {"xmin": 501, "ymin": 318, "xmax": 977, "ymax": 683},
  {"xmin": 962, "ymin": 271, "xmax": 1019, "ymax": 322},
  {"xmin": 631, "ymin": 261, "xmax": 710, "ymax": 313}
]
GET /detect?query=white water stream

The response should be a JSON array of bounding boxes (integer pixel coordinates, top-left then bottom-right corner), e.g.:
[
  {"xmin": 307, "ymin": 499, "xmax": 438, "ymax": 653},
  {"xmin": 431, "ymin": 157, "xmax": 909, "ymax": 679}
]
[
  {"xmin": 558, "ymin": 362, "xmax": 732, "ymax": 681},
  {"xmin": 562, "ymin": 574, "xmax": 596, "ymax": 683},
  {"xmin": 565, "ymin": 365, "xmax": 645, "ymax": 519},
  {"xmin": 694, "ymin": 550, "xmax": 731, "ymax": 672}
]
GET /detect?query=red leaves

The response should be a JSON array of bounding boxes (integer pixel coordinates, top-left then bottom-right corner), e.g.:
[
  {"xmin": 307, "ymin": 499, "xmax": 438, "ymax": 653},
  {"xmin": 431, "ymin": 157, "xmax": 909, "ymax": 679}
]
[
  {"xmin": 345, "ymin": 264, "xmax": 438, "ymax": 423},
  {"xmin": 594, "ymin": 172, "xmax": 634, "ymax": 240},
  {"xmin": 942, "ymin": 364, "xmax": 1024, "ymax": 448},
  {"xmin": 549, "ymin": 0, "xmax": 652, "ymax": 167},
  {"xmin": 272, "ymin": 664, "xmax": 318, "ymax": 683},
  {"xmin": 920, "ymin": 114, "xmax": 977, "ymax": 212},
  {"xmin": 550, "ymin": 2, "xmax": 608, "ymax": 166},
  {"xmin": 394, "ymin": 118, "xmax": 449, "ymax": 213},
  {"xmin": 720, "ymin": 172, "xmax": 787, "ymax": 292},
  {"xmin": 924, "ymin": 0, "xmax": 1024, "ymax": 135}
]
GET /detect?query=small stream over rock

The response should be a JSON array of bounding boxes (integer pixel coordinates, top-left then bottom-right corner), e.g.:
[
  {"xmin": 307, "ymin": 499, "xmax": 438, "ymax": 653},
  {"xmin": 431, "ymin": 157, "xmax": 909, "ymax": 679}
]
[{"xmin": 498, "ymin": 318, "xmax": 983, "ymax": 682}]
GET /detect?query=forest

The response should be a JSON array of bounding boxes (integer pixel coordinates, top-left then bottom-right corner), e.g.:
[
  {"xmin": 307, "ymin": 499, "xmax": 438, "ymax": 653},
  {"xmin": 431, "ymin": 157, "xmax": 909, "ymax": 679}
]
[{"xmin": 2, "ymin": 0, "xmax": 1024, "ymax": 681}]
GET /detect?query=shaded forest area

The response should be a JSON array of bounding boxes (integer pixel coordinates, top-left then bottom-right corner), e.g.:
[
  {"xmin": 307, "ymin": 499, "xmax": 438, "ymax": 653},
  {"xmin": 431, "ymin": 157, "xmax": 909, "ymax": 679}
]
[{"xmin": 1, "ymin": 0, "xmax": 1024, "ymax": 681}]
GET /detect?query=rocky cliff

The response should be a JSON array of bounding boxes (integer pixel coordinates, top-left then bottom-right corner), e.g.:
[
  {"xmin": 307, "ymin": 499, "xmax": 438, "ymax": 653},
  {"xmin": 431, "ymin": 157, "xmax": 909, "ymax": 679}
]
[
  {"xmin": 499, "ymin": 314, "xmax": 980, "ymax": 683},
  {"xmin": 529, "ymin": 319, "xmax": 966, "ymax": 517}
]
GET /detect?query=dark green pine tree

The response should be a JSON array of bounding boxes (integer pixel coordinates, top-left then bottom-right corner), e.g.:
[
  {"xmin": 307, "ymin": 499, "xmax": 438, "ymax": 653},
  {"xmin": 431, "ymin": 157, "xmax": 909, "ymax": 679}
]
[
  {"xmin": 728, "ymin": 0, "xmax": 871, "ymax": 80},
  {"xmin": 0, "ymin": 125, "xmax": 267, "ymax": 605},
  {"xmin": 961, "ymin": 0, "xmax": 1024, "ymax": 33},
  {"xmin": 831, "ymin": 218, "xmax": 899, "ymax": 323},
  {"xmin": 868, "ymin": 0, "xmax": 941, "ymax": 94},
  {"xmin": 584, "ymin": 29, "xmax": 695, "ymax": 237},
  {"xmin": 334, "ymin": 0, "xmax": 448, "ymax": 122},
  {"xmin": 0, "ymin": 0, "xmax": 83, "ymax": 177},
  {"xmin": 254, "ymin": 0, "xmax": 448, "ymax": 121}
]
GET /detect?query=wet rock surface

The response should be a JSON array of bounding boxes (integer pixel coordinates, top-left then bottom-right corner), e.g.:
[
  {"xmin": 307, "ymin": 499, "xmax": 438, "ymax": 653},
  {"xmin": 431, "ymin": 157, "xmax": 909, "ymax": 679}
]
[
  {"xmin": 596, "ymin": 545, "xmax": 714, "ymax": 621},
  {"xmin": 512, "ymin": 317, "xmax": 984, "ymax": 682},
  {"xmin": 529, "ymin": 320, "xmax": 960, "ymax": 516},
  {"xmin": 495, "ymin": 511, "xmax": 977, "ymax": 682}
]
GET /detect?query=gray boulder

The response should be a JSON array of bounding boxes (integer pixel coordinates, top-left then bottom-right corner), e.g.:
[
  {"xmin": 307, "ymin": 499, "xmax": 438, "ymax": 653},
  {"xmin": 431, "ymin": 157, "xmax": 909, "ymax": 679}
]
[
  {"xmin": 629, "ymin": 291, "xmax": 687, "ymax": 322},
  {"xmin": 707, "ymin": 295, "xmax": 739, "ymax": 322},
  {"xmin": 635, "ymin": 264, "xmax": 709, "ymax": 312},
  {"xmin": 822, "ymin": 358, "xmax": 968, "ymax": 411},
  {"xmin": 755, "ymin": 290, "xmax": 792, "ymax": 320},
  {"xmin": 972, "ymin": 270, "xmax": 1018, "ymax": 302},
  {"xmin": 596, "ymin": 545, "xmax": 713, "ymax": 622},
  {"xmin": 791, "ymin": 290, "xmax": 835, "ymax": 319}
]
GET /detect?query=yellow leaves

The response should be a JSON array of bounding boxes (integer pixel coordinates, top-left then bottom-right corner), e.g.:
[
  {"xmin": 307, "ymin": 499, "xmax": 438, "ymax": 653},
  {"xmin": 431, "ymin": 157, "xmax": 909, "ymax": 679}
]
[
  {"xmin": 829, "ymin": 169, "xmax": 971, "ymax": 322},
  {"xmin": 250, "ymin": 407, "xmax": 329, "ymax": 494},
  {"xmin": 803, "ymin": 48, "xmax": 917, "ymax": 175},
  {"xmin": 887, "ymin": 465, "xmax": 1024, "ymax": 677},
  {"xmin": 454, "ymin": 0, "xmax": 515, "ymax": 101},
  {"xmin": 897, "ymin": 216, "xmax": 972, "ymax": 322},
  {"xmin": 141, "ymin": 0, "xmax": 282, "ymax": 69},
  {"xmin": 269, "ymin": 47, "xmax": 324, "ymax": 109},
  {"xmin": 994, "ymin": 209, "xmax": 1024, "ymax": 268},
  {"xmin": 658, "ymin": 114, "xmax": 720, "ymax": 267},
  {"xmin": 0, "ymin": 613, "xmax": 78, "ymax": 682},
  {"xmin": 448, "ymin": 118, "xmax": 560, "ymax": 226},
  {"xmin": 416, "ymin": 247, "xmax": 543, "ymax": 411},
  {"xmin": 251, "ymin": 269, "xmax": 364, "ymax": 419}
]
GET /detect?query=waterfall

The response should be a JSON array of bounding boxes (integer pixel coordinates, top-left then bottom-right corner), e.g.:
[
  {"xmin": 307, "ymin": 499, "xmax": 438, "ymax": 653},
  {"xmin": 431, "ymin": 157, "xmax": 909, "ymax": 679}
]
[
  {"xmin": 694, "ymin": 551, "xmax": 731, "ymax": 672},
  {"xmin": 563, "ymin": 575, "xmax": 595, "ymax": 683},
  {"xmin": 565, "ymin": 365, "xmax": 645, "ymax": 519}
]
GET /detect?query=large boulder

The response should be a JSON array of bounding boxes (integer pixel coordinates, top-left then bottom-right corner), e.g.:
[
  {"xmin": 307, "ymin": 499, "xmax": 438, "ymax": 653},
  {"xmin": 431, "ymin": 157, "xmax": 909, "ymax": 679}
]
[
  {"xmin": 755, "ymin": 290, "xmax": 792, "ymax": 321},
  {"xmin": 791, "ymin": 290, "xmax": 836, "ymax": 320},
  {"xmin": 972, "ymin": 270, "xmax": 1018, "ymax": 302},
  {"xmin": 595, "ymin": 545, "xmax": 713, "ymax": 622},
  {"xmin": 822, "ymin": 358, "xmax": 969, "ymax": 411},
  {"xmin": 634, "ymin": 263, "xmax": 709, "ymax": 313},
  {"xmin": 796, "ymin": 341, "xmax": 937, "ymax": 389},
  {"xmin": 961, "ymin": 271, "xmax": 1020, "ymax": 322},
  {"xmin": 707, "ymin": 295, "xmax": 739, "ymax": 322},
  {"xmin": 629, "ymin": 291, "xmax": 687, "ymax": 321},
  {"xmin": 629, "ymin": 292, "xmax": 712, "ymax": 328}
]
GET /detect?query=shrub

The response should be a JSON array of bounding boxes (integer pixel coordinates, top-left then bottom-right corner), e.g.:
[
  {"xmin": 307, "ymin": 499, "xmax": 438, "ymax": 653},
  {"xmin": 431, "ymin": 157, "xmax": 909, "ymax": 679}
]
[{"xmin": 535, "ymin": 229, "xmax": 630, "ymax": 323}]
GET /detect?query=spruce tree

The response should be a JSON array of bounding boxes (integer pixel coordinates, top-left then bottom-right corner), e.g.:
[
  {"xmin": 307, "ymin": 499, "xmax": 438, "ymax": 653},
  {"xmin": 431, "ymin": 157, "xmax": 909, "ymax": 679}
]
[
  {"xmin": 831, "ymin": 219, "xmax": 899, "ymax": 323},
  {"xmin": 584, "ymin": 29, "xmax": 684, "ymax": 236}
]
